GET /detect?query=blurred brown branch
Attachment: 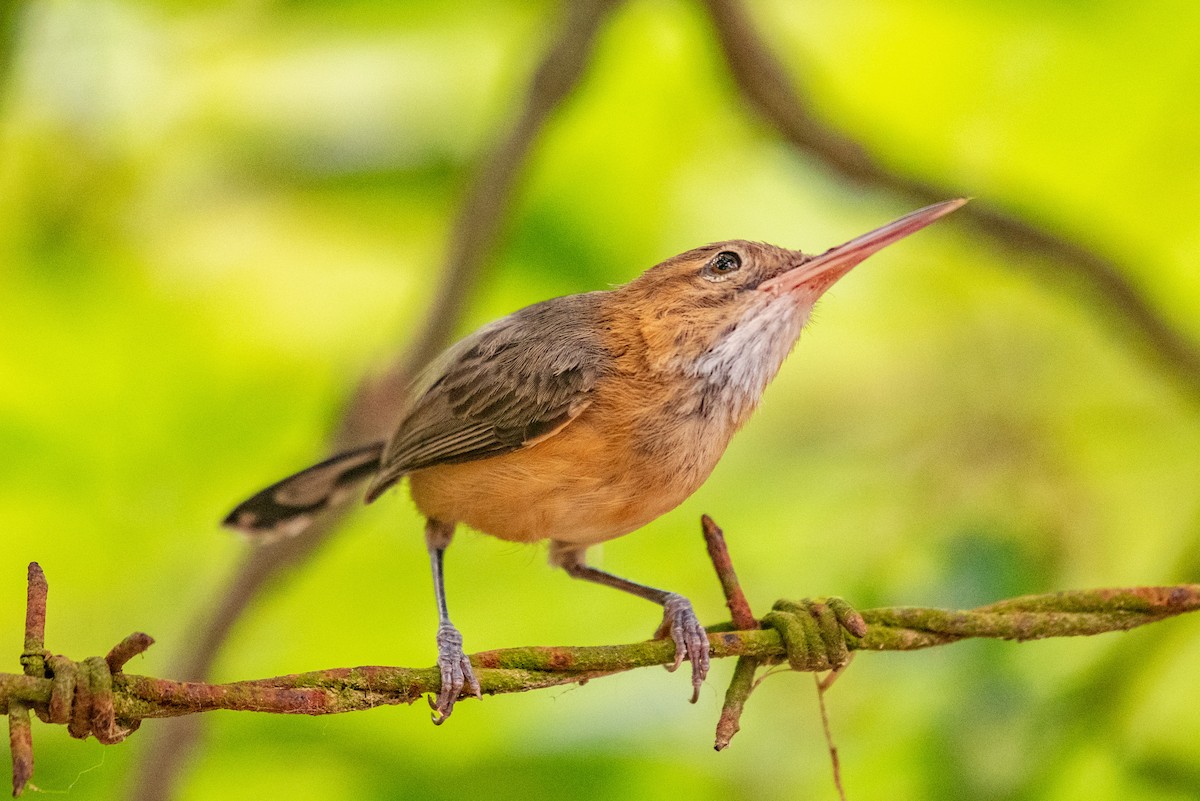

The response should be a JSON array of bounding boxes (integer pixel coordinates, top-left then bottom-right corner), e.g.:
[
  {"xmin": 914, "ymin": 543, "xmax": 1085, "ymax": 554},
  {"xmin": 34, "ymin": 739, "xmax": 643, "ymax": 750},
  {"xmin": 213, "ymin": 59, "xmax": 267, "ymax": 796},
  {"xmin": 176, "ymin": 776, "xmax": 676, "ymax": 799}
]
[
  {"xmin": 6, "ymin": 559, "xmax": 1199, "ymax": 797},
  {"xmin": 702, "ymin": 0, "xmax": 1200, "ymax": 404}
]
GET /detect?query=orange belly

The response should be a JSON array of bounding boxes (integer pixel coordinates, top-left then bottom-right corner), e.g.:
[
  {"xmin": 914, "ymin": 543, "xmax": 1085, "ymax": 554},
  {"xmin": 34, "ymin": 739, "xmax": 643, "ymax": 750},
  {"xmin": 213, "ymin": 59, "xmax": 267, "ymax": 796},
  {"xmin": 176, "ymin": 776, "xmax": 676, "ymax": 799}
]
[{"xmin": 407, "ymin": 401, "xmax": 735, "ymax": 546}]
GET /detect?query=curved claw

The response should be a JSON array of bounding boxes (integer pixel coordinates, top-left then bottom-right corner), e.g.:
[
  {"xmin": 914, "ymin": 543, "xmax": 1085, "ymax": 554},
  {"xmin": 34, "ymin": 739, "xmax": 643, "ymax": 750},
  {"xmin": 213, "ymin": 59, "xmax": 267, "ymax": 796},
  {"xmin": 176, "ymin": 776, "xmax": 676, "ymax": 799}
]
[
  {"xmin": 430, "ymin": 621, "xmax": 481, "ymax": 724},
  {"xmin": 654, "ymin": 594, "xmax": 711, "ymax": 703}
]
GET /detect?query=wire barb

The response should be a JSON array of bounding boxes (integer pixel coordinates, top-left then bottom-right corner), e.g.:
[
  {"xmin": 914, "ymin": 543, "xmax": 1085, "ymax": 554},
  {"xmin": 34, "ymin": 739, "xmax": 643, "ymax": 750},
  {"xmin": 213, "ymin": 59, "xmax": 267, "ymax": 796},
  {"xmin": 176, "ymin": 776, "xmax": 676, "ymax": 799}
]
[
  {"xmin": 8, "ymin": 703, "xmax": 32, "ymax": 798},
  {"xmin": 19, "ymin": 564, "xmax": 47, "ymax": 682},
  {"xmin": 6, "ymin": 567, "xmax": 153, "ymax": 795},
  {"xmin": 702, "ymin": 515, "xmax": 757, "ymax": 630}
]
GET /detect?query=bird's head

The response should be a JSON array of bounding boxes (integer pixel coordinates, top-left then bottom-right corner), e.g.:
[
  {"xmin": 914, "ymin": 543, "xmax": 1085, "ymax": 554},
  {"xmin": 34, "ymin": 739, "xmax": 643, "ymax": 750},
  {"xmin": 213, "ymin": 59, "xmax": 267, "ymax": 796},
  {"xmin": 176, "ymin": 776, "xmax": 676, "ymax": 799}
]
[{"xmin": 611, "ymin": 199, "xmax": 966, "ymax": 418}]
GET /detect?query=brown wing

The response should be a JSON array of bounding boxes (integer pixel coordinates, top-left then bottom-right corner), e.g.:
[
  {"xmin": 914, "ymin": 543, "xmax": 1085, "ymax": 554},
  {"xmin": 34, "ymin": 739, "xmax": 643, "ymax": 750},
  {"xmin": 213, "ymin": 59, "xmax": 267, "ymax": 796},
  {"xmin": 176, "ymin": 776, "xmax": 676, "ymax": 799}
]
[{"xmin": 363, "ymin": 292, "xmax": 607, "ymax": 501}]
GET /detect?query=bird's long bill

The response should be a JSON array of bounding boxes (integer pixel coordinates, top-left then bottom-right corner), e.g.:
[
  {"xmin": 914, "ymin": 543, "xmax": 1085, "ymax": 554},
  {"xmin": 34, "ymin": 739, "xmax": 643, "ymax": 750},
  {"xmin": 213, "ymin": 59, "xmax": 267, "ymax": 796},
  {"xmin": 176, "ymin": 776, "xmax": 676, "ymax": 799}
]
[{"xmin": 760, "ymin": 198, "xmax": 968, "ymax": 296}]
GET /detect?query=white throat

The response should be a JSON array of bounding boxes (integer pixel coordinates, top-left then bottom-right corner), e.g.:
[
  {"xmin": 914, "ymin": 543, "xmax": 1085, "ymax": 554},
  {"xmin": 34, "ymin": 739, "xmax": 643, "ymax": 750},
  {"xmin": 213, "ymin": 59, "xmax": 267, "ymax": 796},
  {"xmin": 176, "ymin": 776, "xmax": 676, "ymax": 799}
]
[{"xmin": 686, "ymin": 293, "xmax": 811, "ymax": 424}]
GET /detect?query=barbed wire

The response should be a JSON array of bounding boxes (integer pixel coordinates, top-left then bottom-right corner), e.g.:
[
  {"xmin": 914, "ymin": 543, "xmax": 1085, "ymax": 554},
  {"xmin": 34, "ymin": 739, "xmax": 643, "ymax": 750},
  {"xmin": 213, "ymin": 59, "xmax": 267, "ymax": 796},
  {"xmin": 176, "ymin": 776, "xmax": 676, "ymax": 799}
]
[{"xmin": 5, "ymin": 518, "xmax": 1199, "ymax": 797}]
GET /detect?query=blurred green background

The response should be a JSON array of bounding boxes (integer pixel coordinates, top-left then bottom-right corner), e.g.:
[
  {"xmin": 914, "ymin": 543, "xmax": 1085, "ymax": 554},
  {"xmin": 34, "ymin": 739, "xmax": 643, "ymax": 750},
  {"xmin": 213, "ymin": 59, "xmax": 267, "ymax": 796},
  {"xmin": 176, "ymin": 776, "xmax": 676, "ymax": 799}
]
[{"xmin": 3, "ymin": 0, "xmax": 1200, "ymax": 799}]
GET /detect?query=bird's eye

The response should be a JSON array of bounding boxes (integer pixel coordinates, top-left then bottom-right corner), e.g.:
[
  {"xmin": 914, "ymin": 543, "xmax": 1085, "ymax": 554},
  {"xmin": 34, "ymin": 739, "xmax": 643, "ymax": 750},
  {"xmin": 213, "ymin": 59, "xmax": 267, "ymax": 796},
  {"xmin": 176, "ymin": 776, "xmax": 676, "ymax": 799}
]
[{"xmin": 702, "ymin": 251, "xmax": 742, "ymax": 282}]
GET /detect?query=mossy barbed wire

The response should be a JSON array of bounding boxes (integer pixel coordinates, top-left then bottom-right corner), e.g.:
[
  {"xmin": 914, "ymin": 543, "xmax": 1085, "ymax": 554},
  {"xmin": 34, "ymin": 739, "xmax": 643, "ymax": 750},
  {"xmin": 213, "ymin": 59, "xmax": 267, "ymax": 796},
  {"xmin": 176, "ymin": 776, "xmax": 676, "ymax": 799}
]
[{"xmin": 5, "ymin": 561, "xmax": 1200, "ymax": 796}]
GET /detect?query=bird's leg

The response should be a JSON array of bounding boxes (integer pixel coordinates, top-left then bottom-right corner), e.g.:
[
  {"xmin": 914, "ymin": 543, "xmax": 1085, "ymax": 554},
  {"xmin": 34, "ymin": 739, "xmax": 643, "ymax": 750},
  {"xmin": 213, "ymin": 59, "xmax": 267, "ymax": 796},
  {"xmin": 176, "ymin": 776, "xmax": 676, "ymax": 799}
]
[
  {"xmin": 551, "ymin": 544, "xmax": 710, "ymax": 703},
  {"xmin": 426, "ymin": 518, "xmax": 480, "ymax": 724}
]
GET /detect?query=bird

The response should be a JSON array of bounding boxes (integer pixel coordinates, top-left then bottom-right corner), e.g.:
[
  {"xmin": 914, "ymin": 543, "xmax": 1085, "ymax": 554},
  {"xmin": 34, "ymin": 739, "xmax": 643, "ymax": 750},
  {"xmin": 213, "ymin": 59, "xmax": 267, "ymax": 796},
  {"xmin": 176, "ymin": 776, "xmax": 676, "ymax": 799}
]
[{"xmin": 224, "ymin": 198, "xmax": 966, "ymax": 722}]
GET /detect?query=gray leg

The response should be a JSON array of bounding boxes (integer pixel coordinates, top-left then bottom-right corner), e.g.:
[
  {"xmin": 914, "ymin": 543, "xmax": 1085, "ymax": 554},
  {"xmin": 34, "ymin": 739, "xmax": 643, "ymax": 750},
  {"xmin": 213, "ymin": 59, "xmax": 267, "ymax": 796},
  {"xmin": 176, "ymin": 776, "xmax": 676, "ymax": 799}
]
[
  {"xmin": 426, "ymin": 518, "xmax": 480, "ymax": 724},
  {"xmin": 551, "ymin": 543, "xmax": 710, "ymax": 703}
]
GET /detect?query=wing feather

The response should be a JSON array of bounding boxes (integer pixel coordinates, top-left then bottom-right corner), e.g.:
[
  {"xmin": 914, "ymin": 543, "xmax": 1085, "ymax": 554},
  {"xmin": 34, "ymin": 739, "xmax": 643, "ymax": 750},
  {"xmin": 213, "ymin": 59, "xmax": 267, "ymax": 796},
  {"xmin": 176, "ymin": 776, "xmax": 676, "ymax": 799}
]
[{"xmin": 364, "ymin": 292, "xmax": 607, "ymax": 501}]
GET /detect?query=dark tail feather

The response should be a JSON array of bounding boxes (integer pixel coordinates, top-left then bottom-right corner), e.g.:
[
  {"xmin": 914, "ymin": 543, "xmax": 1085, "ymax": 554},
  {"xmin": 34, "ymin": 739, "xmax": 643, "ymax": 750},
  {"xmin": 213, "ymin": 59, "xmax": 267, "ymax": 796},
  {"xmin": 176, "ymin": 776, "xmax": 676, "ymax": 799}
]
[{"xmin": 223, "ymin": 442, "xmax": 385, "ymax": 539}]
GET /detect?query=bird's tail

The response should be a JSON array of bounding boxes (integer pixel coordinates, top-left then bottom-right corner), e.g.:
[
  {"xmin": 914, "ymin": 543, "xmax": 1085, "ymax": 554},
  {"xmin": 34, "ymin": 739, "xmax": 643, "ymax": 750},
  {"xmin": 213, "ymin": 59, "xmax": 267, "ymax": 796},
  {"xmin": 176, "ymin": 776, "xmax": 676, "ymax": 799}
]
[{"xmin": 223, "ymin": 442, "xmax": 385, "ymax": 540}]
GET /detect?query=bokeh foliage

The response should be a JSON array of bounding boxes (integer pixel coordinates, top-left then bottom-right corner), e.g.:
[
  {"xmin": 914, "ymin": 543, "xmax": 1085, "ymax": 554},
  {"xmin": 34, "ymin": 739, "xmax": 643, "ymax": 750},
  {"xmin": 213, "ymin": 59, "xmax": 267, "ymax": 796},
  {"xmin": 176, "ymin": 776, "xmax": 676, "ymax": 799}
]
[{"xmin": 2, "ymin": 0, "xmax": 1199, "ymax": 799}]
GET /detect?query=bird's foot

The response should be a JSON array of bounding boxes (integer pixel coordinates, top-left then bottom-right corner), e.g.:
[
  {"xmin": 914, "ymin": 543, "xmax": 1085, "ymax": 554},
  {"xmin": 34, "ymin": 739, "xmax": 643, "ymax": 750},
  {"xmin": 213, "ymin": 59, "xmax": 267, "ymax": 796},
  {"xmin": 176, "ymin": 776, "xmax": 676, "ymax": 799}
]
[
  {"xmin": 761, "ymin": 597, "xmax": 868, "ymax": 672},
  {"xmin": 653, "ymin": 593, "xmax": 711, "ymax": 703},
  {"xmin": 429, "ymin": 621, "xmax": 481, "ymax": 725}
]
